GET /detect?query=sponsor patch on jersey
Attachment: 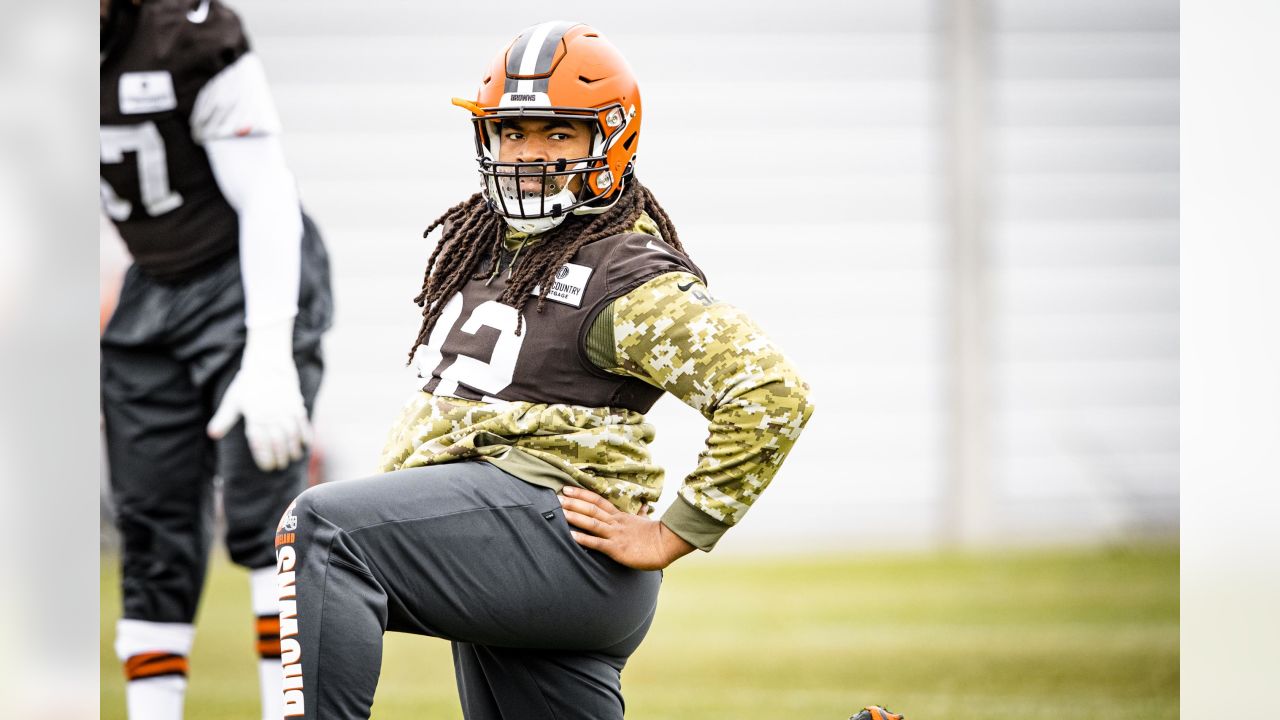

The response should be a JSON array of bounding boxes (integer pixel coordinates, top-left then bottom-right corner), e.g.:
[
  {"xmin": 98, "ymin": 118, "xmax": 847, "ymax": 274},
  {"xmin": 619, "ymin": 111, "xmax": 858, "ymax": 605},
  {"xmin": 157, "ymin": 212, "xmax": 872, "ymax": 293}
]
[
  {"xmin": 531, "ymin": 262, "xmax": 593, "ymax": 307},
  {"xmin": 119, "ymin": 72, "xmax": 177, "ymax": 114}
]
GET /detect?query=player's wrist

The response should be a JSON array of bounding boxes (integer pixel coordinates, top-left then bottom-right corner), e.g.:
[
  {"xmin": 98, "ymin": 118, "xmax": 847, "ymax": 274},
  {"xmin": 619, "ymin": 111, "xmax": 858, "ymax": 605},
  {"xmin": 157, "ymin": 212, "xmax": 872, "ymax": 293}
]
[
  {"xmin": 656, "ymin": 521, "xmax": 696, "ymax": 567},
  {"xmin": 242, "ymin": 315, "xmax": 296, "ymax": 368}
]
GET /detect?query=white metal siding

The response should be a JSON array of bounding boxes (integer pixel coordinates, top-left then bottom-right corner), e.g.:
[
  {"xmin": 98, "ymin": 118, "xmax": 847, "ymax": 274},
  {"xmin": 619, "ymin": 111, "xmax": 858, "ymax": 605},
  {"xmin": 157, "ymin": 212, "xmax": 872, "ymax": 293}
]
[
  {"xmin": 988, "ymin": 0, "xmax": 1179, "ymax": 540},
  {"xmin": 100, "ymin": 1, "xmax": 1177, "ymax": 550}
]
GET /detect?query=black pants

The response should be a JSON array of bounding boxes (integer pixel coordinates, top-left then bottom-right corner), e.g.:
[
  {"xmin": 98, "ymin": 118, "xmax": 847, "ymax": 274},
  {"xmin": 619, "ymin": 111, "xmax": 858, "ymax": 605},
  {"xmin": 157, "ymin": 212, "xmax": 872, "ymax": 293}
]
[
  {"xmin": 102, "ymin": 215, "xmax": 332, "ymax": 624},
  {"xmin": 277, "ymin": 461, "xmax": 662, "ymax": 719}
]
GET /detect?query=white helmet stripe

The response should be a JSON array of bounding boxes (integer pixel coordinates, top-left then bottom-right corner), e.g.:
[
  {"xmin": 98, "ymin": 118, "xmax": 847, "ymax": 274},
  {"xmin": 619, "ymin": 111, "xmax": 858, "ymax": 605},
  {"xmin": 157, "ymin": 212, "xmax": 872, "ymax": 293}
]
[{"xmin": 505, "ymin": 21, "xmax": 578, "ymax": 94}]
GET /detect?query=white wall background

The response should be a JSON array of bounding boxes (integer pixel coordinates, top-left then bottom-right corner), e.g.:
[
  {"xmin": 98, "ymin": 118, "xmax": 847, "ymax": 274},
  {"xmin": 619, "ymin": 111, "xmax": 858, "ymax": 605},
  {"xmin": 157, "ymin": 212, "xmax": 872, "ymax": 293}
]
[
  {"xmin": 101, "ymin": 0, "xmax": 1178, "ymax": 552},
  {"xmin": 987, "ymin": 0, "xmax": 1178, "ymax": 543}
]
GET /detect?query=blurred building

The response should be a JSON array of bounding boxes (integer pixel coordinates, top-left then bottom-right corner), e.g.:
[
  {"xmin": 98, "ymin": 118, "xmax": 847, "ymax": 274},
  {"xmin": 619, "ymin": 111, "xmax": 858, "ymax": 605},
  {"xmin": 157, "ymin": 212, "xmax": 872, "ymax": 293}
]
[{"xmin": 101, "ymin": 0, "xmax": 1178, "ymax": 551}]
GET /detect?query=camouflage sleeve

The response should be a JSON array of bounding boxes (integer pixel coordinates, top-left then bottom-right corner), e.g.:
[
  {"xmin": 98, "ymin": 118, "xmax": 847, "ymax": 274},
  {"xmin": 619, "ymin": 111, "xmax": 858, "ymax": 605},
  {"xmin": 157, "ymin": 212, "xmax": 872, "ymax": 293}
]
[{"xmin": 597, "ymin": 271, "xmax": 815, "ymax": 551}]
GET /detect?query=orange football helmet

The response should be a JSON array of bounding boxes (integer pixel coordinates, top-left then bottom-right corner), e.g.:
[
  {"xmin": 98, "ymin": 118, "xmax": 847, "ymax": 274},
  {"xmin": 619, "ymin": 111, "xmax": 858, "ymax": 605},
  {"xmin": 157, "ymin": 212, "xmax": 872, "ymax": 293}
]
[{"xmin": 453, "ymin": 21, "xmax": 641, "ymax": 233}]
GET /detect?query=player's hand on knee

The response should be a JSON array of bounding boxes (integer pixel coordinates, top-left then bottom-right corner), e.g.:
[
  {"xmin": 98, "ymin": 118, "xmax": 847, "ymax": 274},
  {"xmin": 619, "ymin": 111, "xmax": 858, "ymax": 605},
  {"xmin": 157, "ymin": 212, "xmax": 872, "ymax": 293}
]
[
  {"xmin": 207, "ymin": 317, "xmax": 311, "ymax": 472},
  {"xmin": 558, "ymin": 486, "xmax": 695, "ymax": 571}
]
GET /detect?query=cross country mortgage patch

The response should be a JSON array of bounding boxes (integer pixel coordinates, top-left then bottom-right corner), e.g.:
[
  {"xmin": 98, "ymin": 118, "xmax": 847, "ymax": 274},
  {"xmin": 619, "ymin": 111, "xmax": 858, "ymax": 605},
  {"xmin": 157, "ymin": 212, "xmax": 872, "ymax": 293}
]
[{"xmin": 530, "ymin": 262, "xmax": 594, "ymax": 308}]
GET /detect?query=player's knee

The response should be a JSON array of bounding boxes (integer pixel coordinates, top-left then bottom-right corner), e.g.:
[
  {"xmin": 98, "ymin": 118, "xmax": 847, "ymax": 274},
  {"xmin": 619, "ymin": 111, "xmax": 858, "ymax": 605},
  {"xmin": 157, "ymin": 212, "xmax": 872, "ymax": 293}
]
[
  {"xmin": 287, "ymin": 484, "xmax": 321, "ymax": 524},
  {"xmin": 287, "ymin": 482, "xmax": 347, "ymax": 531}
]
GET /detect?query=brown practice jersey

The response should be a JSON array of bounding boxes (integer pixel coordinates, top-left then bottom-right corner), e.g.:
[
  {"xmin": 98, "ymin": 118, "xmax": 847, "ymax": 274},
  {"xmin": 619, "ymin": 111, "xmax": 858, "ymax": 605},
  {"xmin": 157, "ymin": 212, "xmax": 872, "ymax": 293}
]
[
  {"xmin": 100, "ymin": 0, "xmax": 277, "ymax": 283},
  {"xmin": 386, "ymin": 215, "xmax": 814, "ymax": 550},
  {"xmin": 414, "ymin": 231, "xmax": 706, "ymax": 413}
]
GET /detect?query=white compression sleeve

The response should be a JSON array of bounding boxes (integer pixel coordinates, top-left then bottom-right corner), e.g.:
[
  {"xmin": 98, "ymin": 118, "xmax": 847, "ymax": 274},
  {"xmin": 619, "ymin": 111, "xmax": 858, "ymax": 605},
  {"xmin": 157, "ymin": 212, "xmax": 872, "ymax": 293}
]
[
  {"xmin": 195, "ymin": 52, "xmax": 300, "ymax": 328},
  {"xmin": 204, "ymin": 134, "xmax": 302, "ymax": 328}
]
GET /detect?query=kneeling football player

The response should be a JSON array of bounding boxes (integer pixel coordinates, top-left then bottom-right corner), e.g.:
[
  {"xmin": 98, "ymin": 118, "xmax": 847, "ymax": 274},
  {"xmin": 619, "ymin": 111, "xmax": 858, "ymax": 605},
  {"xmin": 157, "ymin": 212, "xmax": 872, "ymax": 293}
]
[{"xmin": 277, "ymin": 21, "xmax": 816, "ymax": 719}]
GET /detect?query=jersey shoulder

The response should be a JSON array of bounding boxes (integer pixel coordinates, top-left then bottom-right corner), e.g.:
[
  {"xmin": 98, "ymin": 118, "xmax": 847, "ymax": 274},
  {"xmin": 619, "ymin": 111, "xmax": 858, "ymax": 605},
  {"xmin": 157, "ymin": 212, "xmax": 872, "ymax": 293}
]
[
  {"xmin": 170, "ymin": 0, "xmax": 250, "ymax": 80},
  {"xmin": 115, "ymin": 0, "xmax": 250, "ymax": 104},
  {"xmin": 590, "ymin": 230, "xmax": 707, "ymax": 295}
]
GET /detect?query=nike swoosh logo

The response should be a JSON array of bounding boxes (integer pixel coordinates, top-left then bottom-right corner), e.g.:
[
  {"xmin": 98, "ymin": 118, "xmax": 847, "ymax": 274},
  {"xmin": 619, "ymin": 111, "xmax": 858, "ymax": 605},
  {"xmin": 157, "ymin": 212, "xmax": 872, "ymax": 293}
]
[
  {"xmin": 187, "ymin": 0, "xmax": 211, "ymax": 23},
  {"xmin": 677, "ymin": 281, "xmax": 695, "ymax": 292},
  {"xmin": 645, "ymin": 240, "xmax": 674, "ymax": 257}
]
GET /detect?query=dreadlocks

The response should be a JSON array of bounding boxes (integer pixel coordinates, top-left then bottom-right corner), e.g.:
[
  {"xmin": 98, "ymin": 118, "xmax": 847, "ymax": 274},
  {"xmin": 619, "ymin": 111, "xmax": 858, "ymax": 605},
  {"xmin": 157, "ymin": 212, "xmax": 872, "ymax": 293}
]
[{"xmin": 406, "ymin": 179, "xmax": 687, "ymax": 364}]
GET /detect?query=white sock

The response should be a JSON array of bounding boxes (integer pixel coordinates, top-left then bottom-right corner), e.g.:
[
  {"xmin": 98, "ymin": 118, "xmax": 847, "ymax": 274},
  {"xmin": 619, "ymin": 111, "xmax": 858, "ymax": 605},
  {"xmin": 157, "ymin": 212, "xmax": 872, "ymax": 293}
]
[
  {"xmin": 116, "ymin": 619, "xmax": 195, "ymax": 720},
  {"xmin": 250, "ymin": 566, "xmax": 283, "ymax": 720},
  {"xmin": 125, "ymin": 676, "xmax": 186, "ymax": 720}
]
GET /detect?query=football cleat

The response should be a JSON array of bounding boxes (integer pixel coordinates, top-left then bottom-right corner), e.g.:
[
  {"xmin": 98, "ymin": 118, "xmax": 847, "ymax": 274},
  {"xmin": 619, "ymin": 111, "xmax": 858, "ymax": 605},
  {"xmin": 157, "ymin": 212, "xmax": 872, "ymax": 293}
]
[{"xmin": 850, "ymin": 706, "xmax": 904, "ymax": 720}]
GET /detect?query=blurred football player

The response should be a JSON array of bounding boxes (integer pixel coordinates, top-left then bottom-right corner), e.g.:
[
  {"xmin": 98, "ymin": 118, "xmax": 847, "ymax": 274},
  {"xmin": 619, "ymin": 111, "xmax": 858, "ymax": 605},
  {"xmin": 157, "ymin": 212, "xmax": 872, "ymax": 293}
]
[
  {"xmin": 100, "ymin": 1, "xmax": 332, "ymax": 718},
  {"xmin": 275, "ymin": 21, "xmax": 814, "ymax": 720}
]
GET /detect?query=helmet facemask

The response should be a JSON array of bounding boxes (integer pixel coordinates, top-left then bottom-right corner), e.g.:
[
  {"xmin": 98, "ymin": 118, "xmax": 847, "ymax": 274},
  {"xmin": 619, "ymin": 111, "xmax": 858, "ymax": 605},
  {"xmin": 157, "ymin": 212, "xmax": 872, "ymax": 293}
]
[{"xmin": 471, "ymin": 104, "xmax": 631, "ymax": 234}]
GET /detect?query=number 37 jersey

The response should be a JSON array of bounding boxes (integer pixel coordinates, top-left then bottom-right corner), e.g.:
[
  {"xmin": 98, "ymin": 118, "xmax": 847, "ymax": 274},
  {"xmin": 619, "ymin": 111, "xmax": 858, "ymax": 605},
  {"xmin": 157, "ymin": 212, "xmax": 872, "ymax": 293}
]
[{"xmin": 100, "ymin": 0, "xmax": 281, "ymax": 283}]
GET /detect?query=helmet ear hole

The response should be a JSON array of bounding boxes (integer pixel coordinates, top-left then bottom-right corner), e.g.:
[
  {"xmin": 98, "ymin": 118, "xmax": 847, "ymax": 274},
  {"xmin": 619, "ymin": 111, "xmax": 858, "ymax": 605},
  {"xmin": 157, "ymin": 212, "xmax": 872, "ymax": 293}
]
[{"xmin": 622, "ymin": 132, "xmax": 636, "ymax": 151}]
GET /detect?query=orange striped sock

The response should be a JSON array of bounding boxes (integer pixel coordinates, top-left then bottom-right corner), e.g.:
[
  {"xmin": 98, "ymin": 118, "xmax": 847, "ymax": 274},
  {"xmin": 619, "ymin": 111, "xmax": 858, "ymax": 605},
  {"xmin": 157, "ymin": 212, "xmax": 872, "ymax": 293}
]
[
  {"xmin": 123, "ymin": 652, "xmax": 189, "ymax": 681},
  {"xmin": 256, "ymin": 614, "xmax": 282, "ymax": 659}
]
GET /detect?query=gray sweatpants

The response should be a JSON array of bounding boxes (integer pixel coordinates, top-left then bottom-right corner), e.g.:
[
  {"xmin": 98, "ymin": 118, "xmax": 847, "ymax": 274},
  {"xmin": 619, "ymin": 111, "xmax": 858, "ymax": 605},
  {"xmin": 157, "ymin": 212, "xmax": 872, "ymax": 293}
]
[{"xmin": 275, "ymin": 461, "xmax": 662, "ymax": 719}]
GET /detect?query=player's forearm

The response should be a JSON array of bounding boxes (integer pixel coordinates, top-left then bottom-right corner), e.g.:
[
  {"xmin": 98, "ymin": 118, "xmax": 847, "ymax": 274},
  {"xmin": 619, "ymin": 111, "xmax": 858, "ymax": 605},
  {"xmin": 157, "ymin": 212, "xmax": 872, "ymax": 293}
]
[
  {"xmin": 236, "ymin": 180, "xmax": 302, "ymax": 328},
  {"xmin": 205, "ymin": 135, "xmax": 303, "ymax": 328},
  {"xmin": 606, "ymin": 271, "xmax": 816, "ymax": 550},
  {"xmin": 660, "ymin": 371, "xmax": 815, "ymax": 551}
]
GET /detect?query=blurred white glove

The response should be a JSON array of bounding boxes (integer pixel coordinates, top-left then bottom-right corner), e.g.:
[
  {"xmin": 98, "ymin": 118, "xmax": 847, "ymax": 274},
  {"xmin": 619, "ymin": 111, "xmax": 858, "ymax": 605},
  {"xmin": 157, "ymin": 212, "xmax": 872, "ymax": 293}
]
[{"xmin": 207, "ymin": 316, "xmax": 311, "ymax": 471}]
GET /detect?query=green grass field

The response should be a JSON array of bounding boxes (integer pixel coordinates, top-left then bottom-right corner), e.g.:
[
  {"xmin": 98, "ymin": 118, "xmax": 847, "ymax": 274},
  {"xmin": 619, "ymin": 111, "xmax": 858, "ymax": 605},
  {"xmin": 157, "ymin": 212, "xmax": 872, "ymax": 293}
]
[{"xmin": 101, "ymin": 545, "xmax": 1178, "ymax": 719}]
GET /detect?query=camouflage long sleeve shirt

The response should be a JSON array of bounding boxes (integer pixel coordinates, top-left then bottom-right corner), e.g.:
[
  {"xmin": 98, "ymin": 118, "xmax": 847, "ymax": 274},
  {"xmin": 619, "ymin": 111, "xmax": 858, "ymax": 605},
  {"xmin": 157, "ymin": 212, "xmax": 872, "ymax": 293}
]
[{"xmin": 379, "ymin": 219, "xmax": 814, "ymax": 550}]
